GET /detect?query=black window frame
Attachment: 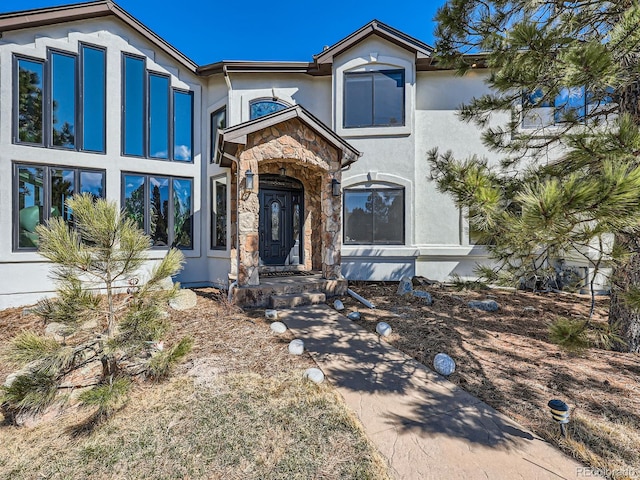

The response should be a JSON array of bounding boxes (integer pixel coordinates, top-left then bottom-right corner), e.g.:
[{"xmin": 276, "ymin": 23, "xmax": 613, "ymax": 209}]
[
  {"xmin": 343, "ymin": 186, "xmax": 405, "ymax": 245},
  {"xmin": 12, "ymin": 162, "xmax": 106, "ymax": 251},
  {"xmin": 343, "ymin": 69, "xmax": 405, "ymax": 129},
  {"xmin": 210, "ymin": 176, "xmax": 228, "ymax": 250},
  {"xmin": 121, "ymin": 172, "xmax": 194, "ymax": 250},
  {"xmin": 12, "ymin": 45, "xmax": 107, "ymax": 154},
  {"xmin": 121, "ymin": 53, "xmax": 194, "ymax": 163},
  {"xmin": 210, "ymin": 106, "xmax": 227, "ymax": 164}
]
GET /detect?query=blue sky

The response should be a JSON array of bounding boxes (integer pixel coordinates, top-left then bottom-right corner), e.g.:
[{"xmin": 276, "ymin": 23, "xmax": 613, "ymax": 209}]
[{"xmin": 0, "ymin": 0, "xmax": 443, "ymax": 65}]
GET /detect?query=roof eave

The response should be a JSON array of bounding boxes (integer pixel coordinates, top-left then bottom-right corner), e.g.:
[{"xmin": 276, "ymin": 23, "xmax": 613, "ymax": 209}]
[{"xmin": 0, "ymin": 0, "xmax": 198, "ymax": 72}]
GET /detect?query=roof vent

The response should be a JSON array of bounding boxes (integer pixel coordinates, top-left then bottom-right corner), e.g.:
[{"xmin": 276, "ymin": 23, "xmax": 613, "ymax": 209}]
[{"xmin": 323, "ymin": 45, "xmax": 329, "ymax": 51}]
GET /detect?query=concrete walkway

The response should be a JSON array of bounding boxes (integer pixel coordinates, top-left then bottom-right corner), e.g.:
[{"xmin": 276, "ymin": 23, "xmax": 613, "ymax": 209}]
[{"xmin": 279, "ymin": 304, "xmax": 594, "ymax": 480}]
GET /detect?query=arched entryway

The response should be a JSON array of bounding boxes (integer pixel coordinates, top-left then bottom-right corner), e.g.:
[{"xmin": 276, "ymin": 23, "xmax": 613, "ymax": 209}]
[{"xmin": 258, "ymin": 174, "xmax": 304, "ymax": 266}]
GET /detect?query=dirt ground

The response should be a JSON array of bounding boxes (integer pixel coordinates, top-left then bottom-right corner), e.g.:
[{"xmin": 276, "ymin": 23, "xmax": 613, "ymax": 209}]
[{"xmin": 337, "ymin": 282, "xmax": 640, "ymax": 479}]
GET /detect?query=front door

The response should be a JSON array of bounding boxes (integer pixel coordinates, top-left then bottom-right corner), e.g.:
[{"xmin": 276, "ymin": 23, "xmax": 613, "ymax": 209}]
[{"xmin": 259, "ymin": 186, "xmax": 303, "ymax": 266}]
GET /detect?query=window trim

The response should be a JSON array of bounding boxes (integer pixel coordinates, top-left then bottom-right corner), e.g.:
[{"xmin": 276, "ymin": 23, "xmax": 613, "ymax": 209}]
[
  {"xmin": 209, "ymin": 105, "xmax": 227, "ymax": 164},
  {"xmin": 210, "ymin": 175, "xmax": 228, "ymax": 250},
  {"xmin": 13, "ymin": 54, "xmax": 47, "ymax": 147},
  {"xmin": 172, "ymin": 88, "xmax": 194, "ymax": 162},
  {"xmin": 343, "ymin": 186, "xmax": 405, "ymax": 245},
  {"xmin": 79, "ymin": 42, "xmax": 107, "ymax": 154},
  {"xmin": 121, "ymin": 172, "xmax": 194, "ymax": 250},
  {"xmin": 343, "ymin": 69, "xmax": 406, "ymax": 129},
  {"xmin": 13, "ymin": 46, "xmax": 107, "ymax": 153},
  {"xmin": 12, "ymin": 162, "xmax": 106, "ymax": 251}
]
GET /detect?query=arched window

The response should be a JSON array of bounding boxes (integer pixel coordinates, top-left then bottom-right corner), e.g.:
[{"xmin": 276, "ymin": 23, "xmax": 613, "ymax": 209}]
[{"xmin": 249, "ymin": 99, "xmax": 289, "ymax": 120}]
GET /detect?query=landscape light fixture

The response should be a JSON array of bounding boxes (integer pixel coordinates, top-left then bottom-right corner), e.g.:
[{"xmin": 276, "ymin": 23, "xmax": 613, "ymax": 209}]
[
  {"xmin": 245, "ymin": 170, "xmax": 254, "ymax": 191},
  {"xmin": 332, "ymin": 178, "xmax": 341, "ymax": 196},
  {"xmin": 547, "ymin": 399, "xmax": 570, "ymax": 437}
]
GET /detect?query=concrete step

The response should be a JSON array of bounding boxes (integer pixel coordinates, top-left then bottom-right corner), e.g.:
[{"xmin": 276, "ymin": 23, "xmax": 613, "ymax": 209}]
[{"xmin": 270, "ymin": 291, "xmax": 326, "ymax": 309}]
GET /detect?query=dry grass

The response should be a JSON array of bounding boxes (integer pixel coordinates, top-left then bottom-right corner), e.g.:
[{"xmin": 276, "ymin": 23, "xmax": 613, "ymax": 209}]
[
  {"xmin": 0, "ymin": 289, "xmax": 390, "ymax": 480},
  {"xmin": 342, "ymin": 282, "xmax": 640, "ymax": 480}
]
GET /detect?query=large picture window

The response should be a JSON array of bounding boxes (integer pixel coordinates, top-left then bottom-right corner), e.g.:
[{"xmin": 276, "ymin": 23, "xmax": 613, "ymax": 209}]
[
  {"xmin": 14, "ymin": 46, "xmax": 106, "ymax": 152},
  {"xmin": 344, "ymin": 187, "xmax": 404, "ymax": 245},
  {"xmin": 210, "ymin": 177, "xmax": 227, "ymax": 249},
  {"xmin": 122, "ymin": 173, "xmax": 193, "ymax": 249},
  {"xmin": 344, "ymin": 70, "xmax": 404, "ymax": 128},
  {"xmin": 13, "ymin": 163, "xmax": 105, "ymax": 250},
  {"xmin": 122, "ymin": 54, "xmax": 194, "ymax": 161}
]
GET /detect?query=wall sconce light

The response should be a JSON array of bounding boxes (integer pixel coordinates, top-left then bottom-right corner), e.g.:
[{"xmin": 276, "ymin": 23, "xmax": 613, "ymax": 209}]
[
  {"xmin": 245, "ymin": 170, "xmax": 254, "ymax": 191},
  {"xmin": 279, "ymin": 166, "xmax": 286, "ymax": 177},
  {"xmin": 332, "ymin": 178, "xmax": 341, "ymax": 196}
]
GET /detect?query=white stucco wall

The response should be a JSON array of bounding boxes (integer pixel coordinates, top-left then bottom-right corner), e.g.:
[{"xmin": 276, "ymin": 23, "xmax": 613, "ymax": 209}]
[{"xmin": 0, "ymin": 18, "xmax": 206, "ymax": 308}]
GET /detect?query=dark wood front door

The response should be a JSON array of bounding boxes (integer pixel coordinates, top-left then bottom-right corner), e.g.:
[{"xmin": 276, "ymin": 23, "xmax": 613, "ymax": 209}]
[{"xmin": 259, "ymin": 187, "xmax": 303, "ymax": 265}]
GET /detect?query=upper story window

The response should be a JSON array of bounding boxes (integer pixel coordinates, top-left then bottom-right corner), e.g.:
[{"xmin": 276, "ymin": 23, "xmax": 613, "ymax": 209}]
[
  {"xmin": 521, "ymin": 86, "xmax": 613, "ymax": 128},
  {"xmin": 14, "ymin": 44, "xmax": 106, "ymax": 152},
  {"xmin": 250, "ymin": 99, "xmax": 288, "ymax": 120},
  {"xmin": 210, "ymin": 106, "xmax": 227, "ymax": 163},
  {"xmin": 344, "ymin": 70, "xmax": 404, "ymax": 128},
  {"xmin": 343, "ymin": 186, "xmax": 404, "ymax": 245},
  {"xmin": 122, "ymin": 54, "xmax": 193, "ymax": 162},
  {"xmin": 13, "ymin": 163, "xmax": 105, "ymax": 250}
]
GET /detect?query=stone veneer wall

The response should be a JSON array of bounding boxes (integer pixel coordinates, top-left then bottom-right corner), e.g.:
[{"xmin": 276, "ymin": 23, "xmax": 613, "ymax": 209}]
[{"xmin": 232, "ymin": 118, "xmax": 343, "ymax": 286}]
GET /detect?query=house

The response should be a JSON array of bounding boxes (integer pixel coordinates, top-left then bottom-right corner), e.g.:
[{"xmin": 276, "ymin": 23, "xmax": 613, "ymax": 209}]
[{"xmin": 0, "ymin": 0, "xmax": 503, "ymax": 309}]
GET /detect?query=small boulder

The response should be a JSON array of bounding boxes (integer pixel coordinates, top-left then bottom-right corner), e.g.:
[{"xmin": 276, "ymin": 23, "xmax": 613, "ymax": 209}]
[
  {"xmin": 270, "ymin": 321, "xmax": 287, "ymax": 334},
  {"xmin": 397, "ymin": 276, "xmax": 413, "ymax": 296},
  {"xmin": 303, "ymin": 368, "xmax": 325, "ymax": 384},
  {"xmin": 157, "ymin": 276, "xmax": 175, "ymax": 291},
  {"xmin": 433, "ymin": 353, "xmax": 456, "ymax": 376},
  {"xmin": 169, "ymin": 289, "xmax": 198, "ymax": 311},
  {"xmin": 376, "ymin": 322, "xmax": 392, "ymax": 337},
  {"xmin": 412, "ymin": 291, "xmax": 433, "ymax": 305},
  {"xmin": 347, "ymin": 311, "xmax": 361, "ymax": 321},
  {"xmin": 45, "ymin": 322, "xmax": 72, "ymax": 342},
  {"xmin": 265, "ymin": 309, "xmax": 278, "ymax": 320},
  {"xmin": 288, "ymin": 339, "xmax": 304, "ymax": 355},
  {"xmin": 468, "ymin": 299, "xmax": 499, "ymax": 312},
  {"xmin": 334, "ymin": 299, "xmax": 345, "ymax": 311}
]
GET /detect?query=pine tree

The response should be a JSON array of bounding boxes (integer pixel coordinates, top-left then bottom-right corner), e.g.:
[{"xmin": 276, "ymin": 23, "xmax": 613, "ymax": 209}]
[
  {"xmin": 1, "ymin": 194, "xmax": 192, "ymax": 422},
  {"xmin": 430, "ymin": 1, "xmax": 640, "ymax": 352}
]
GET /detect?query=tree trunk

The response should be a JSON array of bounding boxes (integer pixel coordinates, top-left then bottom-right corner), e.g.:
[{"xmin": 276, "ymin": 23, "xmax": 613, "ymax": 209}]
[{"xmin": 609, "ymin": 234, "xmax": 640, "ymax": 352}]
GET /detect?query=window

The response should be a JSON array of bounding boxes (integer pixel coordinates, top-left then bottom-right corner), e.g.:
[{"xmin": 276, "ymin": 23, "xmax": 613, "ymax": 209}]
[
  {"xmin": 13, "ymin": 163, "xmax": 105, "ymax": 250},
  {"xmin": 344, "ymin": 70, "xmax": 404, "ymax": 128},
  {"xmin": 122, "ymin": 54, "xmax": 194, "ymax": 161},
  {"xmin": 210, "ymin": 177, "xmax": 227, "ymax": 249},
  {"xmin": 344, "ymin": 187, "xmax": 404, "ymax": 244},
  {"xmin": 122, "ymin": 173, "xmax": 193, "ymax": 249},
  {"xmin": 14, "ymin": 46, "xmax": 106, "ymax": 152},
  {"xmin": 521, "ymin": 86, "xmax": 613, "ymax": 128},
  {"xmin": 210, "ymin": 106, "xmax": 226, "ymax": 163},
  {"xmin": 249, "ymin": 99, "xmax": 288, "ymax": 120}
]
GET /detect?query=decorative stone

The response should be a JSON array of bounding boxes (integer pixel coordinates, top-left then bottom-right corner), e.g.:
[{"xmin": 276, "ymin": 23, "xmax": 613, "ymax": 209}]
[
  {"xmin": 412, "ymin": 291, "xmax": 433, "ymax": 305},
  {"xmin": 347, "ymin": 311, "xmax": 361, "ymax": 321},
  {"xmin": 468, "ymin": 299, "xmax": 499, "ymax": 312},
  {"xmin": 288, "ymin": 339, "xmax": 304, "ymax": 355},
  {"xmin": 265, "ymin": 309, "xmax": 278, "ymax": 320},
  {"xmin": 44, "ymin": 322, "xmax": 71, "ymax": 342},
  {"xmin": 169, "ymin": 289, "xmax": 198, "ymax": 311},
  {"xmin": 376, "ymin": 322, "xmax": 392, "ymax": 337},
  {"xmin": 433, "ymin": 353, "xmax": 456, "ymax": 376},
  {"xmin": 270, "ymin": 321, "xmax": 287, "ymax": 334},
  {"xmin": 303, "ymin": 368, "xmax": 325, "ymax": 384},
  {"xmin": 157, "ymin": 276, "xmax": 174, "ymax": 291},
  {"xmin": 334, "ymin": 299, "xmax": 345, "ymax": 311},
  {"xmin": 397, "ymin": 276, "xmax": 413, "ymax": 296},
  {"xmin": 523, "ymin": 306, "xmax": 537, "ymax": 312}
]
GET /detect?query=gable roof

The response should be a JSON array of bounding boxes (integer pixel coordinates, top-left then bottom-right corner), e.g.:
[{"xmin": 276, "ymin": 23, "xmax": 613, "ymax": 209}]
[
  {"xmin": 0, "ymin": 0, "xmax": 197, "ymax": 72},
  {"xmin": 313, "ymin": 19, "xmax": 433, "ymax": 66},
  {"xmin": 217, "ymin": 105, "xmax": 361, "ymax": 167}
]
